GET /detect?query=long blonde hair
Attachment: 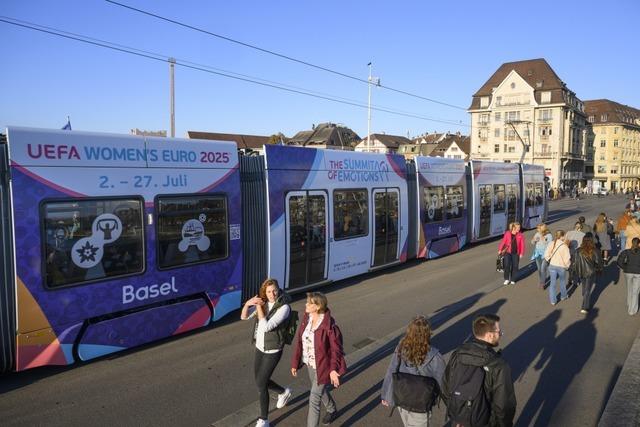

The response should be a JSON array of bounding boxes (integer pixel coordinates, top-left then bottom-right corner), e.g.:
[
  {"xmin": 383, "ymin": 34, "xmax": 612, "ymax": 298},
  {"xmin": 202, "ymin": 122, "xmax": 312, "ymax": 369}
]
[{"xmin": 594, "ymin": 214, "xmax": 607, "ymax": 233}]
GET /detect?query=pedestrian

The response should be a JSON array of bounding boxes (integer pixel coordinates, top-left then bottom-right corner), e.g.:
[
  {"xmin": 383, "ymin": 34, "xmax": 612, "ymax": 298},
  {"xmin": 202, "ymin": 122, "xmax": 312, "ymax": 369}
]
[
  {"xmin": 616, "ymin": 210, "xmax": 632, "ymax": 252},
  {"xmin": 498, "ymin": 222, "xmax": 525, "ymax": 286},
  {"xmin": 570, "ymin": 233, "xmax": 603, "ymax": 314},
  {"xmin": 594, "ymin": 214, "xmax": 612, "ymax": 262},
  {"xmin": 617, "ymin": 237, "xmax": 640, "ymax": 315},
  {"xmin": 531, "ymin": 223, "xmax": 553, "ymax": 288},
  {"xmin": 291, "ymin": 292, "xmax": 347, "ymax": 426},
  {"xmin": 442, "ymin": 314, "xmax": 516, "ymax": 427},
  {"xmin": 625, "ymin": 217, "xmax": 640, "ymax": 250},
  {"xmin": 544, "ymin": 230, "xmax": 571, "ymax": 305},
  {"xmin": 565, "ymin": 222, "xmax": 586, "ymax": 287},
  {"xmin": 241, "ymin": 278, "xmax": 294, "ymax": 427},
  {"xmin": 578, "ymin": 216, "xmax": 592, "ymax": 234},
  {"xmin": 381, "ymin": 316, "xmax": 445, "ymax": 426},
  {"xmin": 626, "ymin": 198, "xmax": 637, "ymax": 212}
]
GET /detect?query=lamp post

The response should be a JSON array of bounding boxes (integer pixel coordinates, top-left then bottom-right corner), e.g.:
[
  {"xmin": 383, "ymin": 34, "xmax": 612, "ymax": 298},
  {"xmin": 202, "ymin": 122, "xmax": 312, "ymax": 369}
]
[
  {"xmin": 367, "ymin": 62, "xmax": 380, "ymax": 152},
  {"xmin": 169, "ymin": 57, "xmax": 176, "ymax": 138}
]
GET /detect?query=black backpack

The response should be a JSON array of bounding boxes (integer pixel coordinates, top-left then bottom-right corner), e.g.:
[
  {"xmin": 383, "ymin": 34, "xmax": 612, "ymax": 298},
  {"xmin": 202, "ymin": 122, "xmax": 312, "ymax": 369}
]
[
  {"xmin": 391, "ymin": 355, "xmax": 440, "ymax": 414},
  {"xmin": 446, "ymin": 362, "xmax": 491, "ymax": 427}
]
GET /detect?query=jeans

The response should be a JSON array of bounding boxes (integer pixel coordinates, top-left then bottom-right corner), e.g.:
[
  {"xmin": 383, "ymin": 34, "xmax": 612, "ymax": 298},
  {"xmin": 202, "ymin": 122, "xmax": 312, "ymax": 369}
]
[
  {"xmin": 399, "ymin": 407, "xmax": 430, "ymax": 427},
  {"xmin": 548, "ymin": 265, "xmax": 568, "ymax": 304},
  {"xmin": 581, "ymin": 274, "xmax": 595, "ymax": 310},
  {"xmin": 254, "ymin": 349, "xmax": 285, "ymax": 419},
  {"xmin": 503, "ymin": 253, "xmax": 520, "ymax": 282},
  {"xmin": 307, "ymin": 366, "xmax": 336, "ymax": 427},
  {"xmin": 535, "ymin": 257, "xmax": 548, "ymax": 284},
  {"xmin": 620, "ymin": 230, "xmax": 626, "ymax": 253},
  {"xmin": 624, "ymin": 273, "xmax": 640, "ymax": 315}
]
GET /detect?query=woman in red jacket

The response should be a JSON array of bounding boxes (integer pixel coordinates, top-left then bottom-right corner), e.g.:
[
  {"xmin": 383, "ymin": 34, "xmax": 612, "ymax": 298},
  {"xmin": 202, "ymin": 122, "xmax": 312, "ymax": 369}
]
[
  {"xmin": 498, "ymin": 222, "xmax": 525, "ymax": 285},
  {"xmin": 291, "ymin": 292, "xmax": 347, "ymax": 426}
]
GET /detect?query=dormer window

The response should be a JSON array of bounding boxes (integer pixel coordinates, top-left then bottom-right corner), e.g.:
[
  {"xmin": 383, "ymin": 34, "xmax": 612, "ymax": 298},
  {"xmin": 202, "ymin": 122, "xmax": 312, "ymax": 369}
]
[
  {"xmin": 480, "ymin": 97, "xmax": 489, "ymax": 108},
  {"xmin": 541, "ymin": 91, "xmax": 551, "ymax": 104}
]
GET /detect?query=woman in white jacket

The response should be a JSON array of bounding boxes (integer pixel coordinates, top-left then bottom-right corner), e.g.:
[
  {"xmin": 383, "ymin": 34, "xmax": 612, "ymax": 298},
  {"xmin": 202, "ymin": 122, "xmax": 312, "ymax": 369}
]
[{"xmin": 544, "ymin": 230, "xmax": 572, "ymax": 305}]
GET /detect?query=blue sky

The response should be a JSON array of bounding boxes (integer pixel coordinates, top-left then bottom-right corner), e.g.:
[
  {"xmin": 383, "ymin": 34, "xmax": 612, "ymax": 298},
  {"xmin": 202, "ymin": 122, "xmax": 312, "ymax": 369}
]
[{"xmin": 1, "ymin": 0, "xmax": 638, "ymax": 139}]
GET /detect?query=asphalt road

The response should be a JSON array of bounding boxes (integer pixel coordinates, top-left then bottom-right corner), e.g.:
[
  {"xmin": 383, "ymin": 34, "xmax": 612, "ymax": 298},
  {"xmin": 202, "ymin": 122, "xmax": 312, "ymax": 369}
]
[{"xmin": 1, "ymin": 194, "xmax": 639, "ymax": 427}]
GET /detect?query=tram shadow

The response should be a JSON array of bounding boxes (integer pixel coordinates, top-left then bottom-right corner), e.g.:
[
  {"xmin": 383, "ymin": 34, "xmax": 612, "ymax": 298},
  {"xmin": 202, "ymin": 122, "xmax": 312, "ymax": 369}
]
[{"xmin": 545, "ymin": 208, "xmax": 582, "ymax": 226}]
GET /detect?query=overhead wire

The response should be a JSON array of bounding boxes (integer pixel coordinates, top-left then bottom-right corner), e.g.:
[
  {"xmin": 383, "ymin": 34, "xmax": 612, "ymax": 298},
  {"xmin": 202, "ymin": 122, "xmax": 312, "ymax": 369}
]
[
  {"xmin": 0, "ymin": 16, "xmax": 468, "ymax": 128},
  {"xmin": 104, "ymin": 0, "xmax": 468, "ymax": 111}
]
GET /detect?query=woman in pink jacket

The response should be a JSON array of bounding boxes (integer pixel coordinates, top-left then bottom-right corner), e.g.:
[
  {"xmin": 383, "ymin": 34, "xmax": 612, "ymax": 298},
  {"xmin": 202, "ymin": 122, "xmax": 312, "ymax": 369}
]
[{"xmin": 498, "ymin": 222, "xmax": 525, "ymax": 285}]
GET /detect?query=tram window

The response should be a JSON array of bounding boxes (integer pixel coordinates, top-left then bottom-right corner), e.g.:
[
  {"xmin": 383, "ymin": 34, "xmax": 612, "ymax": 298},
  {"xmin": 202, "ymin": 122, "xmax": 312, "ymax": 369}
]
[
  {"xmin": 42, "ymin": 198, "xmax": 144, "ymax": 288},
  {"xmin": 156, "ymin": 195, "xmax": 228, "ymax": 269},
  {"xmin": 534, "ymin": 184, "xmax": 544, "ymax": 206},
  {"xmin": 333, "ymin": 189, "xmax": 368, "ymax": 240},
  {"xmin": 446, "ymin": 186, "xmax": 464, "ymax": 220},
  {"xmin": 424, "ymin": 186, "xmax": 444, "ymax": 223},
  {"xmin": 525, "ymin": 183, "xmax": 536, "ymax": 207},
  {"xmin": 493, "ymin": 184, "xmax": 506, "ymax": 213}
]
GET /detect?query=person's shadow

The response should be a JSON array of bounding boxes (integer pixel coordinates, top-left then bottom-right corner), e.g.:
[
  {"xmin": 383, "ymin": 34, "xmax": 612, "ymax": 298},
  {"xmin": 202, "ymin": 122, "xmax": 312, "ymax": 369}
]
[
  {"xmin": 516, "ymin": 308, "xmax": 599, "ymax": 427},
  {"xmin": 502, "ymin": 310, "xmax": 561, "ymax": 384}
]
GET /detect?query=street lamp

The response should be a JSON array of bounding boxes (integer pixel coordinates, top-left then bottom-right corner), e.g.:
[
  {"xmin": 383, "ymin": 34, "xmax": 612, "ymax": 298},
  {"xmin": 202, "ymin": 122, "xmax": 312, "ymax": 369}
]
[{"xmin": 367, "ymin": 62, "xmax": 380, "ymax": 152}]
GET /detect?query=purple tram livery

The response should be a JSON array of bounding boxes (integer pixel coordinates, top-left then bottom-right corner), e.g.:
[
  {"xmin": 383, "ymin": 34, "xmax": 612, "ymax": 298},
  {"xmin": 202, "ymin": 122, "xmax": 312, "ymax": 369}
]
[
  {"xmin": 0, "ymin": 127, "xmax": 242, "ymax": 372},
  {"xmin": 414, "ymin": 156, "xmax": 468, "ymax": 259}
]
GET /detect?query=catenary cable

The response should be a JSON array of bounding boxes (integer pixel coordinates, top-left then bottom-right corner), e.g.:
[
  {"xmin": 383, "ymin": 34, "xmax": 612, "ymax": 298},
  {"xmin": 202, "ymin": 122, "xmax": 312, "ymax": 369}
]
[
  {"xmin": 104, "ymin": 0, "xmax": 467, "ymax": 111},
  {"xmin": 0, "ymin": 17, "xmax": 468, "ymax": 128}
]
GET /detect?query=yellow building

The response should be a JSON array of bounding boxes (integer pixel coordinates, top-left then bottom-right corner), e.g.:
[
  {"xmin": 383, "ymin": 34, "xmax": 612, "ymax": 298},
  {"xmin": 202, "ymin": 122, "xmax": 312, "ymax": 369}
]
[{"xmin": 584, "ymin": 100, "xmax": 640, "ymax": 192}]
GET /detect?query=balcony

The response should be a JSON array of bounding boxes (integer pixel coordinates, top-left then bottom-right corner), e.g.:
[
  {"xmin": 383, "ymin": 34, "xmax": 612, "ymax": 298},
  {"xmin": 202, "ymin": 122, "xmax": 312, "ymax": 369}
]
[
  {"xmin": 538, "ymin": 117, "xmax": 553, "ymax": 123},
  {"xmin": 533, "ymin": 151, "xmax": 556, "ymax": 159}
]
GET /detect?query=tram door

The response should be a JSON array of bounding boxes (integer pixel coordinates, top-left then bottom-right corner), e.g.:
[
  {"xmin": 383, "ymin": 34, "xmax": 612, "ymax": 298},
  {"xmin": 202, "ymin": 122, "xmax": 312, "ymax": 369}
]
[
  {"xmin": 479, "ymin": 185, "xmax": 492, "ymax": 238},
  {"xmin": 286, "ymin": 191, "xmax": 327, "ymax": 288},
  {"xmin": 506, "ymin": 183, "xmax": 518, "ymax": 225},
  {"xmin": 372, "ymin": 189, "xmax": 399, "ymax": 267}
]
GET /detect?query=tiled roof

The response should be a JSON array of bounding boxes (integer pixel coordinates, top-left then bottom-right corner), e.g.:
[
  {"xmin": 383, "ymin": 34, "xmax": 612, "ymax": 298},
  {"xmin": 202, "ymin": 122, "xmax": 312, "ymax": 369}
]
[
  {"xmin": 288, "ymin": 123, "xmax": 360, "ymax": 148},
  {"xmin": 368, "ymin": 133, "xmax": 413, "ymax": 148},
  {"xmin": 584, "ymin": 99, "xmax": 640, "ymax": 127},
  {"xmin": 187, "ymin": 131, "xmax": 272, "ymax": 149},
  {"xmin": 430, "ymin": 134, "xmax": 470, "ymax": 157},
  {"xmin": 469, "ymin": 58, "xmax": 568, "ymax": 110}
]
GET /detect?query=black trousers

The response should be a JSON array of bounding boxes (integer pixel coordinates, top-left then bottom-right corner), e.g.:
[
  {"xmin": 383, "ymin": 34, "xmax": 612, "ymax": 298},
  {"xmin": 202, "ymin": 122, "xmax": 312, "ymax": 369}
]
[
  {"xmin": 503, "ymin": 252, "xmax": 520, "ymax": 281},
  {"xmin": 254, "ymin": 348, "xmax": 285, "ymax": 419},
  {"xmin": 581, "ymin": 274, "xmax": 595, "ymax": 310}
]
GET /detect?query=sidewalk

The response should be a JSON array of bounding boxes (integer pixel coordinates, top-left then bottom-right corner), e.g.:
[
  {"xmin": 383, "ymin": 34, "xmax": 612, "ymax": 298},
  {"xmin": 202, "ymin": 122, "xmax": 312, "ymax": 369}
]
[{"xmin": 242, "ymin": 256, "xmax": 640, "ymax": 426}]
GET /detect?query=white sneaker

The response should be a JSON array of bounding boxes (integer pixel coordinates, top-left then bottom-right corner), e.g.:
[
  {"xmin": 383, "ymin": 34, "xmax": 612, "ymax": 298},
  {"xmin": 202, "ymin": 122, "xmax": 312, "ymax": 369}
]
[
  {"xmin": 255, "ymin": 419, "xmax": 269, "ymax": 427},
  {"xmin": 503, "ymin": 280, "xmax": 510, "ymax": 285},
  {"xmin": 276, "ymin": 387, "xmax": 292, "ymax": 409},
  {"xmin": 510, "ymin": 281, "xmax": 516, "ymax": 285}
]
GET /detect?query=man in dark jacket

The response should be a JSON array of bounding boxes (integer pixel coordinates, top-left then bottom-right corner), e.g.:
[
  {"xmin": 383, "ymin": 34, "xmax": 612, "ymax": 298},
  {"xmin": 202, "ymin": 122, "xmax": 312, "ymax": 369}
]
[{"xmin": 442, "ymin": 314, "xmax": 516, "ymax": 427}]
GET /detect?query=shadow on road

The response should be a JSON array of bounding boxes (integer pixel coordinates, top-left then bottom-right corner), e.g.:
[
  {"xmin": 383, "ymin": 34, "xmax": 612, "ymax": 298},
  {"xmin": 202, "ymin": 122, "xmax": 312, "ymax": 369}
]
[{"xmin": 515, "ymin": 308, "xmax": 598, "ymax": 427}]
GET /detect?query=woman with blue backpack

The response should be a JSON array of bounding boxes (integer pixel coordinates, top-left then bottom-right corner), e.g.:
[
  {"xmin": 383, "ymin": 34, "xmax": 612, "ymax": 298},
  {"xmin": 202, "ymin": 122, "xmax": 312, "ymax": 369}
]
[{"xmin": 381, "ymin": 316, "xmax": 445, "ymax": 427}]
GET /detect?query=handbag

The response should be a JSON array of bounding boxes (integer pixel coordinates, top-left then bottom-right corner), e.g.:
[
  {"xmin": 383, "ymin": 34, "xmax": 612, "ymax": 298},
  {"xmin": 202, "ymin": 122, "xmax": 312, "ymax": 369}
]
[
  {"xmin": 542, "ymin": 243, "xmax": 561, "ymax": 271},
  {"xmin": 391, "ymin": 355, "xmax": 440, "ymax": 415},
  {"xmin": 496, "ymin": 255, "xmax": 504, "ymax": 272}
]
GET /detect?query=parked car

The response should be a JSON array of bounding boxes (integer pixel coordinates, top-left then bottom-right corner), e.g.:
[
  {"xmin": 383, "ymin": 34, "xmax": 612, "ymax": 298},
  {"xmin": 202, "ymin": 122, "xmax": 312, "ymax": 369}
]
[{"xmin": 596, "ymin": 187, "xmax": 609, "ymax": 196}]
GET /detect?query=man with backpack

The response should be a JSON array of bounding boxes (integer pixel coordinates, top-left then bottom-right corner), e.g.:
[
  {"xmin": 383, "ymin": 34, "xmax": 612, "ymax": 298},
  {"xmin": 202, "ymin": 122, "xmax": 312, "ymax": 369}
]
[{"xmin": 442, "ymin": 314, "xmax": 516, "ymax": 427}]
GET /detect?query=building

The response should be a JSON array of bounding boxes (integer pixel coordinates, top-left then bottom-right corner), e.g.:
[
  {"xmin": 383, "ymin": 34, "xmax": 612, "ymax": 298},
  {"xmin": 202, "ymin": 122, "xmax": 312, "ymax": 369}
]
[
  {"xmin": 354, "ymin": 133, "xmax": 412, "ymax": 153},
  {"xmin": 187, "ymin": 131, "xmax": 272, "ymax": 153},
  {"xmin": 469, "ymin": 58, "xmax": 588, "ymax": 189},
  {"xmin": 584, "ymin": 99, "xmax": 640, "ymax": 192},
  {"xmin": 288, "ymin": 122, "xmax": 360, "ymax": 150},
  {"xmin": 429, "ymin": 132, "xmax": 471, "ymax": 160},
  {"xmin": 398, "ymin": 132, "xmax": 446, "ymax": 159},
  {"xmin": 130, "ymin": 128, "xmax": 167, "ymax": 137}
]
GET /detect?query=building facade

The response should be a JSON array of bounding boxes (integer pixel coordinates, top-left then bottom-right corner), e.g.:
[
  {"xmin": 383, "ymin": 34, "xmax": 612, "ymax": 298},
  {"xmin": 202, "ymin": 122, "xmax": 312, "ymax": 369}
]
[
  {"xmin": 584, "ymin": 99, "xmax": 640, "ymax": 192},
  {"xmin": 354, "ymin": 133, "xmax": 412, "ymax": 153},
  {"xmin": 469, "ymin": 58, "xmax": 589, "ymax": 189}
]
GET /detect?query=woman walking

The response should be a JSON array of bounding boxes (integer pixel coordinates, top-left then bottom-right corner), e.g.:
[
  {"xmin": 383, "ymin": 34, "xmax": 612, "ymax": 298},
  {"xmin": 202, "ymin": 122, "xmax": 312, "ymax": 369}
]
[
  {"xmin": 241, "ymin": 279, "xmax": 293, "ymax": 427},
  {"xmin": 617, "ymin": 237, "xmax": 640, "ymax": 315},
  {"xmin": 544, "ymin": 230, "xmax": 571, "ymax": 305},
  {"xmin": 594, "ymin": 214, "xmax": 612, "ymax": 262},
  {"xmin": 291, "ymin": 292, "xmax": 347, "ymax": 426},
  {"xmin": 381, "ymin": 316, "xmax": 445, "ymax": 427},
  {"xmin": 498, "ymin": 222, "xmax": 525, "ymax": 285},
  {"xmin": 571, "ymin": 233, "xmax": 603, "ymax": 314},
  {"xmin": 531, "ymin": 223, "xmax": 553, "ymax": 288}
]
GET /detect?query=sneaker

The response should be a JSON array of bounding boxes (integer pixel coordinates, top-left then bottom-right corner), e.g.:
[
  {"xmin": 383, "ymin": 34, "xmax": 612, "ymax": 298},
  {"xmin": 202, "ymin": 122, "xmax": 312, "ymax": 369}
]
[
  {"xmin": 503, "ymin": 280, "xmax": 510, "ymax": 285},
  {"xmin": 510, "ymin": 281, "xmax": 516, "ymax": 285},
  {"xmin": 551, "ymin": 301, "xmax": 557, "ymax": 306},
  {"xmin": 580, "ymin": 309, "xmax": 588, "ymax": 314},
  {"xmin": 276, "ymin": 387, "xmax": 292, "ymax": 409},
  {"xmin": 255, "ymin": 419, "xmax": 269, "ymax": 427},
  {"xmin": 322, "ymin": 411, "xmax": 336, "ymax": 425}
]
